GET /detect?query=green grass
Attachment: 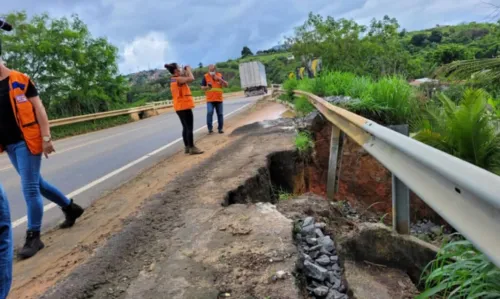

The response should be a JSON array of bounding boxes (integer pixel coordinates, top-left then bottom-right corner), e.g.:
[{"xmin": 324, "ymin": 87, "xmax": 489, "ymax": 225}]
[
  {"xmin": 277, "ymin": 188, "xmax": 293, "ymax": 201},
  {"xmin": 295, "ymin": 131, "xmax": 313, "ymax": 153},
  {"xmin": 289, "ymin": 71, "xmax": 418, "ymax": 126},
  {"xmin": 283, "ymin": 78, "xmax": 299, "ymax": 102},
  {"xmin": 51, "ymin": 115, "xmax": 132, "ymax": 140},
  {"xmin": 294, "ymin": 96, "xmax": 315, "ymax": 117},
  {"xmin": 419, "ymin": 237, "xmax": 500, "ymax": 299}
]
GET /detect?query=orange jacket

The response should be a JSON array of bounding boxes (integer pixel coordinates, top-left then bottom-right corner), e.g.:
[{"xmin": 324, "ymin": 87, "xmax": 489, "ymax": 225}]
[
  {"xmin": 171, "ymin": 77, "xmax": 195, "ymax": 111},
  {"xmin": 204, "ymin": 73, "xmax": 224, "ymax": 102},
  {"xmin": 0, "ymin": 71, "xmax": 43, "ymax": 155}
]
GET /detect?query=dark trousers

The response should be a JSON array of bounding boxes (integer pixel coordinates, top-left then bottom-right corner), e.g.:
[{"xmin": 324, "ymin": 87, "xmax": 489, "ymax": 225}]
[
  {"xmin": 176, "ymin": 109, "xmax": 194, "ymax": 147},
  {"xmin": 207, "ymin": 102, "xmax": 223, "ymax": 132}
]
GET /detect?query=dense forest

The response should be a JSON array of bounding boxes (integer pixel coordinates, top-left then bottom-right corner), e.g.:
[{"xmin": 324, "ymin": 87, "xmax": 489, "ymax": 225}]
[{"xmin": 0, "ymin": 11, "xmax": 499, "ymax": 119}]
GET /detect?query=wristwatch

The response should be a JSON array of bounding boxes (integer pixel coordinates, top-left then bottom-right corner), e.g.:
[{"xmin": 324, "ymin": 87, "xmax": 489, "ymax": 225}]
[{"xmin": 43, "ymin": 136, "xmax": 52, "ymax": 142}]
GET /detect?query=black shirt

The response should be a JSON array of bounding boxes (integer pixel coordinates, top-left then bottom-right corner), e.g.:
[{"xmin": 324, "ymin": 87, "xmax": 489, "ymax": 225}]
[{"xmin": 0, "ymin": 76, "xmax": 39, "ymax": 147}]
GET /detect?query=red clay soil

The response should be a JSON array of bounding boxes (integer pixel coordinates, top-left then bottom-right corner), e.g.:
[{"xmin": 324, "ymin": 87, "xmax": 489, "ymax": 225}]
[{"xmin": 310, "ymin": 122, "xmax": 440, "ymax": 222}]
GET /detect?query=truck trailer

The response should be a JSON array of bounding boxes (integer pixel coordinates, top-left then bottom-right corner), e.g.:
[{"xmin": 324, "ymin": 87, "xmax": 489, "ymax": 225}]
[{"xmin": 239, "ymin": 61, "xmax": 268, "ymax": 97}]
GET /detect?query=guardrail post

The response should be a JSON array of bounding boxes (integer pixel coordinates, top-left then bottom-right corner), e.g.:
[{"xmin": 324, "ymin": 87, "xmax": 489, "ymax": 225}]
[
  {"xmin": 327, "ymin": 124, "xmax": 342, "ymax": 201},
  {"xmin": 389, "ymin": 124, "xmax": 410, "ymax": 234}
]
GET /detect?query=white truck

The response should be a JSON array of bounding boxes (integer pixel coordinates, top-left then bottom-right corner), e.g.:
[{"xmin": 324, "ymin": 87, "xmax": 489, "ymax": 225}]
[{"xmin": 239, "ymin": 61, "xmax": 268, "ymax": 97}]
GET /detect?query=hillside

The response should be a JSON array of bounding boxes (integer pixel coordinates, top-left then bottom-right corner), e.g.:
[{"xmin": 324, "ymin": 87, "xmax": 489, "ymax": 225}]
[
  {"xmin": 127, "ymin": 19, "xmax": 500, "ymax": 104},
  {"xmin": 126, "ymin": 51, "xmax": 298, "ymax": 103}
]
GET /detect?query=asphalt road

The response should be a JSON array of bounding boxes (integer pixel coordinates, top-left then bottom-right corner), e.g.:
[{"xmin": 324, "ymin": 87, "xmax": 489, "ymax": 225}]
[{"xmin": 0, "ymin": 96, "xmax": 258, "ymax": 245}]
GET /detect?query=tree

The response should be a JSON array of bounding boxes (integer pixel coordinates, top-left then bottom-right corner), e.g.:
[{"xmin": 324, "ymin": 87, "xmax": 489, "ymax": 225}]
[
  {"xmin": 241, "ymin": 46, "xmax": 253, "ymax": 57},
  {"xmin": 0, "ymin": 11, "xmax": 127, "ymax": 117},
  {"xmin": 198, "ymin": 62, "xmax": 203, "ymax": 68},
  {"xmin": 428, "ymin": 30, "xmax": 443, "ymax": 43},
  {"xmin": 430, "ymin": 44, "xmax": 473, "ymax": 65},
  {"xmin": 411, "ymin": 33, "xmax": 428, "ymax": 46}
]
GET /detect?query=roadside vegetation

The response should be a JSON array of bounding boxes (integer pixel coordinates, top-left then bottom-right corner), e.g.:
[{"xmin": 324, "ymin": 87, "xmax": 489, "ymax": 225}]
[
  {"xmin": 294, "ymin": 131, "xmax": 313, "ymax": 153},
  {"xmin": 51, "ymin": 115, "xmax": 132, "ymax": 140},
  {"xmin": 419, "ymin": 238, "xmax": 500, "ymax": 299},
  {"xmin": 282, "ymin": 12, "xmax": 500, "ymax": 298}
]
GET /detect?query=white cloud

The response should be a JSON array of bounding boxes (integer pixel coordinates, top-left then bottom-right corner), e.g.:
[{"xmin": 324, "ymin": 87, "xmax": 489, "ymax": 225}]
[
  {"xmin": 120, "ymin": 31, "xmax": 174, "ymax": 74},
  {"xmin": 339, "ymin": 0, "xmax": 493, "ymax": 30},
  {"xmin": 1, "ymin": 0, "xmax": 498, "ymax": 74}
]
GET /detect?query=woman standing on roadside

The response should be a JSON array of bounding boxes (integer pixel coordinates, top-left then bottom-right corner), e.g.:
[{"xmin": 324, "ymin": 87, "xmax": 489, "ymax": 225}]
[
  {"xmin": 165, "ymin": 63, "xmax": 203, "ymax": 155},
  {"xmin": 0, "ymin": 45, "xmax": 84, "ymax": 260}
]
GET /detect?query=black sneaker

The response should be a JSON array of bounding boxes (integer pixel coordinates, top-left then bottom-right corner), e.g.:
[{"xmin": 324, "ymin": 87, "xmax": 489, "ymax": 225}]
[
  {"xmin": 18, "ymin": 230, "xmax": 44, "ymax": 259},
  {"xmin": 185, "ymin": 147, "xmax": 189, "ymax": 154},
  {"xmin": 60, "ymin": 199, "xmax": 84, "ymax": 229},
  {"xmin": 208, "ymin": 130, "xmax": 214, "ymax": 134},
  {"xmin": 218, "ymin": 130, "xmax": 224, "ymax": 134}
]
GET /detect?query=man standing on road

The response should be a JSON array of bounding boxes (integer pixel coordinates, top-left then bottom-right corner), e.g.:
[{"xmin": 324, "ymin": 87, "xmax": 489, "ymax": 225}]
[
  {"xmin": 0, "ymin": 20, "xmax": 84, "ymax": 260},
  {"xmin": 201, "ymin": 64, "xmax": 228, "ymax": 134}
]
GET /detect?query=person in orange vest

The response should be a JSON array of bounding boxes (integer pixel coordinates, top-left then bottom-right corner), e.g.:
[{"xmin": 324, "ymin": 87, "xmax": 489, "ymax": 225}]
[
  {"xmin": 201, "ymin": 64, "xmax": 228, "ymax": 134},
  {"xmin": 0, "ymin": 34, "xmax": 84, "ymax": 260},
  {"xmin": 165, "ymin": 63, "xmax": 204, "ymax": 155}
]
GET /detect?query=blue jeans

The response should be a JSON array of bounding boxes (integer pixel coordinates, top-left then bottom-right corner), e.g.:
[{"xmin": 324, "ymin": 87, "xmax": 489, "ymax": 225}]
[
  {"xmin": 6, "ymin": 141, "xmax": 71, "ymax": 232},
  {"xmin": 207, "ymin": 102, "xmax": 223, "ymax": 132},
  {"xmin": 0, "ymin": 185, "xmax": 12, "ymax": 299}
]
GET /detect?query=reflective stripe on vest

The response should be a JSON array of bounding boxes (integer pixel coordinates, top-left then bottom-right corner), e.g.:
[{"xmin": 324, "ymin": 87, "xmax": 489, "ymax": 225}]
[
  {"xmin": 0, "ymin": 70, "xmax": 43, "ymax": 155},
  {"xmin": 204, "ymin": 73, "xmax": 224, "ymax": 102},
  {"xmin": 170, "ymin": 77, "xmax": 195, "ymax": 111}
]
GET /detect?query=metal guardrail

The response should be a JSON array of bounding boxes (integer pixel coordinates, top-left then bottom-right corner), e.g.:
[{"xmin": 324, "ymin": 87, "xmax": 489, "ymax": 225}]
[
  {"xmin": 281, "ymin": 89, "xmax": 500, "ymax": 267},
  {"xmin": 49, "ymin": 92, "xmax": 243, "ymax": 127}
]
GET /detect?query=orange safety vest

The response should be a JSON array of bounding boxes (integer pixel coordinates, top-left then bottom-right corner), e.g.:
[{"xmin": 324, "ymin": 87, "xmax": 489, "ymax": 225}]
[
  {"xmin": 0, "ymin": 71, "xmax": 43, "ymax": 155},
  {"xmin": 204, "ymin": 72, "xmax": 224, "ymax": 102},
  {"xmin": 170, "ymin": 77, "xmax": 195, "ymax": 111}
]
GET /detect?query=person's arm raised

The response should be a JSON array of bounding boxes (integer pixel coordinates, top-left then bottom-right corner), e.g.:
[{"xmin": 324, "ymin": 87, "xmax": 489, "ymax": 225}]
[{"xmin": 175, "ymin": 66, "xmax": 195, "ymax": 84}]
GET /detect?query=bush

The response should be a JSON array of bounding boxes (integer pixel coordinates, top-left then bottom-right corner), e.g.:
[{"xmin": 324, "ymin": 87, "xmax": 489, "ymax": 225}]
[
  {"xmin": 294, "ymin": 96, "xmax": 315, "ymax": 117},
  {"xmin": 414, "ymin": 89, "xmax": 500, "ymax": 174},
  {"xmin": 283, "ymin": 78, "xmax": 299, "ymax": 102},
  {"xmin": 288, "ymin": 71, "xmax": 418, "ymax": 125},
  {"xmin": 51, "ymin": 115, "xmax": 132, "ymax": 140},
  {"xmin": 294, "ymin": 131, "xmax": 313, "ymax": 153}
]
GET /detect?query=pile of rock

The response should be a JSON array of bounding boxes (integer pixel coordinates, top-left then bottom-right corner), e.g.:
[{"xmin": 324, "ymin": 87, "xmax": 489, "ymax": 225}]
[
  {"xmin": 296, "ymin": 217, "xmax": 348, "ymax": 299},
  {"xmin": 324, "ymin": 96, "xmax": 360, "ymax": 106}
]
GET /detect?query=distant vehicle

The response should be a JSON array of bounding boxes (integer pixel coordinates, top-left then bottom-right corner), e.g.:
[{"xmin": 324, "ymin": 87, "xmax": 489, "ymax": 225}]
[{"xmin": 239, "ymin": 61, "xmax": 268, "ymax": 97}]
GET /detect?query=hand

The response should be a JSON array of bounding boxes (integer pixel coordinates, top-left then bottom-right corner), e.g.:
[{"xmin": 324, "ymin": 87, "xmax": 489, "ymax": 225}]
[
  {"xmin": 185, "ymin": 65, "xmax": 192, "ymax": 71},
  {"xmin": 43, "ymin": 140, "xmax": 55, "ymax": 158}
]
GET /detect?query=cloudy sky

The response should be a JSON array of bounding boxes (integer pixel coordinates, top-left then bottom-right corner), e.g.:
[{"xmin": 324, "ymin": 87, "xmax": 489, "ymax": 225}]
[{"xmin": 2, "ymin": 0, "xmax": 498, "ymax": 74}]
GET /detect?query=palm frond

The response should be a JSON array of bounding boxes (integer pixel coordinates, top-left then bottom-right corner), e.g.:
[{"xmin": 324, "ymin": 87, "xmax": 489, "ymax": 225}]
[
  {"xmin": 414, "ymin": 88, "xmax": 500, "ymax": 175},
  {"xmin": 435, "ymin": 58, "xmax": 500, "ymax": 81}
]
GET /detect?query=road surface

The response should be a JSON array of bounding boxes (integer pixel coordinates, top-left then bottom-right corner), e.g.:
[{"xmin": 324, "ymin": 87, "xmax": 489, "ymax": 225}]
[{"xmin": 0, "ymin": 96, "xmax": 257, "ymax": 245}]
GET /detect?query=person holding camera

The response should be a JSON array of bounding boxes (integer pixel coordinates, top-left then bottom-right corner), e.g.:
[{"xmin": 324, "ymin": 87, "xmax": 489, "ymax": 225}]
[
  {"xmin": 201, "ymin": 64, "xmax": 228, "ymax": 134},
  {"xmin": 0, "ymin": 20, "xmax": 85, "ymax": 262},
  {"xmin": 165, "ymin": 63, "xmax": 203, "ymax": 155}
]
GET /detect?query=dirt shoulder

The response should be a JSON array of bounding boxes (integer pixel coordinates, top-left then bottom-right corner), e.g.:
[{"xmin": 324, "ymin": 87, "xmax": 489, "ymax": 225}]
[
  {"xmin": 41, "ymin": 111, "xmax": 300, "ymax": 299},
  {"xmin": 10, "ymin": 100, "xmax": 288, "ymax": 299}
]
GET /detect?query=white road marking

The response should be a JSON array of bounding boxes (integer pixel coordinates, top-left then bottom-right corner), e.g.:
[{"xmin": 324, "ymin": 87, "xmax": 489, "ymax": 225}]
[{"xmin": 12, "ymin": 102, "xmax": 253, "ymax": 228}]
